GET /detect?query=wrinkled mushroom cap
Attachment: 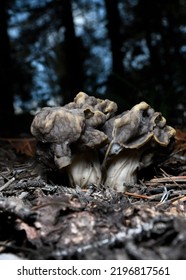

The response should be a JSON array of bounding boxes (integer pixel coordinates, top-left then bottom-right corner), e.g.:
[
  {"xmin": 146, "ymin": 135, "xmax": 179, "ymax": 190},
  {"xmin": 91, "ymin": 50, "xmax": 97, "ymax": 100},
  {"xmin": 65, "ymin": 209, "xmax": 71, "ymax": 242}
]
[
  {"xmin": 103, "ymin": 101, "xmax": 176, "ymax": 156},
  {"xmin": 31, "ymin": 107, "xmax": 85, "ymax": 142},
  {"xmin": 30, "ymin": 93, "xmax": 111, "ymax": 170},
  {"xmin": 79, "ymin": 127, "xmax": 108, "ymax": 149},
  {"xmin": 65, "ymin": 92, "xmax": 118, "ymax": 127},
  {"xmin": 65, "ymin": 92, "xmax": 118, "ymax": 150},
  {"xmin": 31, "ymin": 107, "xmax": 85, "ymax": 168}
]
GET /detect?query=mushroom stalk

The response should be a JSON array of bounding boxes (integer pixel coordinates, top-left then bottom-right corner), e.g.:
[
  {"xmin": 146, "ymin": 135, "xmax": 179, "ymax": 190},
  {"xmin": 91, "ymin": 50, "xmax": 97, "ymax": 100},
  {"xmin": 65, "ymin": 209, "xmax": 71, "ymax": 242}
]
[
  {"xmin": 103, "ymin": 148, "xmax": 153, "ymax": 192},
  {"xmin": 67, "ymin": 150, "xmax": 102, "ymax": 188}
]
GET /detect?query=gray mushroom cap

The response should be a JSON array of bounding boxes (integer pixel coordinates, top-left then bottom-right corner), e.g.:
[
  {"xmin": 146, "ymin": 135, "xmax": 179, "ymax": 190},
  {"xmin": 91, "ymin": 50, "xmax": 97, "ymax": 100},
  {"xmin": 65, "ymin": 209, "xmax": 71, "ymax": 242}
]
[
  {"xmin": 31, "ymin": 107, "xmax": 85, "ymax": 169},
  {"xmin": 65, "ymin": 91, "xmax": 118, "ymax": 127},
  {"xmin": 79, "ymin": 127, "xmax": 108, "ymax": 149},
  {"xmin": 103, "ymin": 101, "xmax": 176, "ymax": 157}
]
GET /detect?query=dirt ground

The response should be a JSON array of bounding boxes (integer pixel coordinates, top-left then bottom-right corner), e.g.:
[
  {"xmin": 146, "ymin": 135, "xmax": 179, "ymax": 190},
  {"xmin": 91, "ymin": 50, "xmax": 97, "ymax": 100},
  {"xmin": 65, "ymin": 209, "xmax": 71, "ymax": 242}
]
[{"xmin": 0, "ymin": 129, "xmax": 186, "ymax": 260}]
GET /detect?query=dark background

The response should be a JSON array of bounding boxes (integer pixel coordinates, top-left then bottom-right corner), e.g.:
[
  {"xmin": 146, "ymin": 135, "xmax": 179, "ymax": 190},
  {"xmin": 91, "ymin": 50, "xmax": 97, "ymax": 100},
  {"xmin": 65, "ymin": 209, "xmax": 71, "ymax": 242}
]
[{"xmin": 1, "ymin": 0, "xmax": 186, "ymax": 136}]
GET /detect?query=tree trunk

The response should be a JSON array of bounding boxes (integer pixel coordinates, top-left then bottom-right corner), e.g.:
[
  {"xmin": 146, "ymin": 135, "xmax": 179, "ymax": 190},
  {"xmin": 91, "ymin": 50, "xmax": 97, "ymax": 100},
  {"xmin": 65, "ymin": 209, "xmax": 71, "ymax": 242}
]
[
  {"xmin": 104, "ymin": 0, "xmax": 124, "ymax": 75},
  {"xmin": 61, "ymin": 0, "xmax": 84, "ymax": 104},
  {"xmin": 0, "ymin": 0, "xmax": 14, "ymax": 114}
]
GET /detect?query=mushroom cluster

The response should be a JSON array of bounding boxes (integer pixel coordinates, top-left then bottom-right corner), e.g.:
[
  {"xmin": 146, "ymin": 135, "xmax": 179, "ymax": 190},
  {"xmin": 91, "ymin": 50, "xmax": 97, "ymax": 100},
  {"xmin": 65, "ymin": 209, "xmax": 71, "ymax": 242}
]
[{"xmin": 31, "ymin": 92, "xmax": 176, "ymax": 192}]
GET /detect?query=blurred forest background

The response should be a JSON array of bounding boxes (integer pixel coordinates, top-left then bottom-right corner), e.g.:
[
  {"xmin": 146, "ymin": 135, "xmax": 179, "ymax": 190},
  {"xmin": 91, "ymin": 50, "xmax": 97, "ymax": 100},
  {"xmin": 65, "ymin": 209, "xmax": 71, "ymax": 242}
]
[{"xmin": 0, "ymin": 0, "xmax": 186, "ymax": 136}]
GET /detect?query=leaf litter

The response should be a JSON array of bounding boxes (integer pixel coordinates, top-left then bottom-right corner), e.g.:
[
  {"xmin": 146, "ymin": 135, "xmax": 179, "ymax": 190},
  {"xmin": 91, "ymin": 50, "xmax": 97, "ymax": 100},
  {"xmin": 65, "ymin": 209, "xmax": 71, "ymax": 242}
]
[{"xmin": 0, "ymin": 129, "xmax": 186, "ymax": 260}]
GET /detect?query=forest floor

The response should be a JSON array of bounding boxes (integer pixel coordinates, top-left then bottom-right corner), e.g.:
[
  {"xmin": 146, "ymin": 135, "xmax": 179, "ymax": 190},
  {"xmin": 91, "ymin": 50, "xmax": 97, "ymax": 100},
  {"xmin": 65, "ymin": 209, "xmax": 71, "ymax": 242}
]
[{"xmin": 0, "ymin": 129, "xmax": 186, "ymax": 260}]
